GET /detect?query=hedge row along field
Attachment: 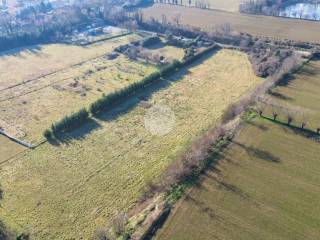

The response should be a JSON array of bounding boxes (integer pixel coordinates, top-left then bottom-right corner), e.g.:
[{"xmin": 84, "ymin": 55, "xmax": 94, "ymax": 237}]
[
  {"xmin": 44, "ymin": 108, "xmax": 89, "ymax": 138},
  {"xmin": 44, "ymin": 44, "xmax": 220, "ymax": 138}
]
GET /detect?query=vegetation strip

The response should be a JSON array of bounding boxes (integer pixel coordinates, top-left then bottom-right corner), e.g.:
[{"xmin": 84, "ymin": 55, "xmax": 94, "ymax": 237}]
[
  {"xmin": 79, "ymin": 32, "xmax": 133, "ymax": 46},
  {"xmin": 0, "ymin": 130, "xmax": 34, "ymax": 149}
]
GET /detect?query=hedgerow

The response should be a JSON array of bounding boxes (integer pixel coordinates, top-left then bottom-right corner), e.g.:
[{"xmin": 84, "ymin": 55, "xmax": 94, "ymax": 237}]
[
  {"xmin": 51, "ymin": 108, "xmax": 89, "ymax": 135},
  {"xmin": 90, "ymin": 71, "xmax": 162, "ymax": 115}
]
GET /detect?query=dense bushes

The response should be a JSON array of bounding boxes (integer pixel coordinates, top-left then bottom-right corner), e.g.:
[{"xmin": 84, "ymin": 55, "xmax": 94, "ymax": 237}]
[
  {"xmin": 182, "ymin": 44, "xmax": 219, "ymax": 66},
  {"xmin": 141, "ymin": 36, "xmax": 161, "ymax": 47},
  {"xmin": 90, "ymin": 71, "xmax": 161, "ymax": 115},
  {"xmin": 44, "ymin": 108, "xmax": 89, "ymax": 138}
]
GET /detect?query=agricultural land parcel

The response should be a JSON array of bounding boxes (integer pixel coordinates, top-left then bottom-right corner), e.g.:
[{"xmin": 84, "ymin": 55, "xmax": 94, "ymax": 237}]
[
  {"xmin": 0, "ymin": 34, "xmax": 184, "ymax": 143},
  {"xmin": 143, "ymin": 4, "xmax": 320, "ymax": 44},
  {"xmin": 163, "ymin": 0, "xmax": 241, "ymax": 12},
  {"xmin": 0, "ymin": 49, "xmax": 261, "ymax": 239},
  {"xmin": 154, "ymin": 60, "xmax": 320, "ymax": 240}
]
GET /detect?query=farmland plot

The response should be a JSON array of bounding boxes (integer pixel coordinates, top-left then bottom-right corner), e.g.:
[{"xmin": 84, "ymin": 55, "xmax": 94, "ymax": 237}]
[
  {"xmin": 174, "ymin": 0, "xmax": 241, "ymax": 12},
  {"xmin": 143, "ymin": 4, "xmax": 320, "ymax": 43},
  {"xmin": 0, "ymin": 49, "xmax": 261, "ymax": 239}
]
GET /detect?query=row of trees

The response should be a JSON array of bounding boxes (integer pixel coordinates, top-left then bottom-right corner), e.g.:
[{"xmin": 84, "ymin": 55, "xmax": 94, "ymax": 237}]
[
  {"xmin": 154, "ymin": 0, "xmax": 212, "ymax": 9},
  {"xmin": 257, "ymin": 99, "xmax": 320, "ymax": 133},
  {"xmin": 44, "ymin": 108, "xmax": 89, "ymax": 139}
]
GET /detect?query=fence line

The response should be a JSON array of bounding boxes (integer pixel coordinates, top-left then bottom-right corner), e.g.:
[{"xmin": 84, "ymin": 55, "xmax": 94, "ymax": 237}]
[{"xmin": 0, "ymin": 129, "xmax": 34, "ymax": 149}]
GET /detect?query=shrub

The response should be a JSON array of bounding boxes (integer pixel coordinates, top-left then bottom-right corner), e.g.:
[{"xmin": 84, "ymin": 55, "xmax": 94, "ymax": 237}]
[
  {"xmin": 159, "ymin": 60, "xmax": 181, "ymax": 77},
  {"xmin": 51, "ymin": 108, "xmax": 89, "ymax": 134},
  {"xmin": 90, "ymin": 71, "xmax": 161, "ymax": 115},
  {"xmin": 221, "ymin": 104, "xmax": 239, "ymax": 123},
  {"xmin": 141, "ymin": 36, "xmax": 161, "ymax": 47},
  {"xmin": 43, "ymin": 129, "xmax": 53, "ymax": 139}
]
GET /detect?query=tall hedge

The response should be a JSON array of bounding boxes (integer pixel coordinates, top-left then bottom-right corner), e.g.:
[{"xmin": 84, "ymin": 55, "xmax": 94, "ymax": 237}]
[
  {"xmin": 90, "ymin": 71, "xmax": 163, "ymax": 115},
  {"xmin": 51, "ymin": 108, "xmax": 89, "ymax": 134}
]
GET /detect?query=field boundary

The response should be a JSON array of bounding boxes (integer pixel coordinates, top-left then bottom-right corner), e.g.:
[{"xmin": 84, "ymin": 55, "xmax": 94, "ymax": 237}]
[
  {"xmin": 79, "ymin": 32, "xmax": 133, "ymax": 46},
  {"xmin": 0, "ymin": 130, "xmax": 34, "ymax": 149}
]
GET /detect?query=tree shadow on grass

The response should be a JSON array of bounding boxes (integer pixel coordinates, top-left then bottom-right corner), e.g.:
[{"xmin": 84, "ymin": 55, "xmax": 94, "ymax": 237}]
[
  {"xmin": 0, "ymin": 45, "xmax": 43, "ymax": 58},
  {"xmin": 232, "ymin": 141, "xmax": 281, "ymax": 163},
  {"xmin": 247, "ymin": 121, "xmax": 269, "ymax": 131},
  {"xmin": 185, "ymin": 194, "xmax": 222, "ymax": 221},
  {"xmin": 277, "ymin": 74, "xmax": 296, "ymax": 87},
  {"xmin": 268, "ymin": 90, "xmax": 293, "ymax": 101},
  {"xmin": 95, "ymin": 49, "xmax": 219, "ymax": 122},
  {"xmin": 49, "ymin": 118, "xmax": 102, "ymax": 145},
  {"xmin": 144, "ymin": 41, "xmax": 167, "ymax": 50},
  {"xmin": 261, "ymin": 116, "xmax": 320, "ymax": 141}
]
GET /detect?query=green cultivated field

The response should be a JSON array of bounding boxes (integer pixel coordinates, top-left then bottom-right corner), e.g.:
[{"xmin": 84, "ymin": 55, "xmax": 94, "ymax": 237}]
[
  {"xmin": 154, "ymin": 60, "xmax": 320, "ymax": 240},
  {"xmin": 0, "ymin": 50, "xmax": 261, "ymax": 239}
]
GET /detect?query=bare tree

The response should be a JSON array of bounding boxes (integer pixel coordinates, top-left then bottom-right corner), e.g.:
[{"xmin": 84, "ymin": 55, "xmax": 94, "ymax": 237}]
[
  {"xmin": 112, "ymin": 212, "xmax": 128, "ymax": 237},
  {"xmin": 172, "ymin": 13, "xmax": 181, "ymax": 26}
]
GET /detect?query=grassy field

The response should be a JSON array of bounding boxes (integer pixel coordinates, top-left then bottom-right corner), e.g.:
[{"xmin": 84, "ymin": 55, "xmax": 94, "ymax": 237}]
[
  {"xmin": 154, "ymin": 59, "xmax": 320, "ymax": 240},
  {"xmin": 143, "ymin": 4, "xmax": 320, "ymax": 43},
  {"xmin": 0, "ymin": 49, "xmax": 261, "ymax": 239},
  {"xmin": 0, "ymin": 34, "xmax": 186, "ymax": 143}
]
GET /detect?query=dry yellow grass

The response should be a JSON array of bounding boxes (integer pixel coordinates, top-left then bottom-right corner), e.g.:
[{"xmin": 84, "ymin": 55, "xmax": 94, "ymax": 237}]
[
  {"xmin": 143, "ymin": 4, "xmax": 320, "ymax": 43},
  {"xmin": 0, "ymin": 49, "xmax": 261, "ymax": 239}
]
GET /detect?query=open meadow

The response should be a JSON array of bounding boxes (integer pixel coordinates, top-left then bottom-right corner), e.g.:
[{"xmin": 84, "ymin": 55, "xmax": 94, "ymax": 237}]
[
  {"xmin": 153, "ymin": 59, "xmax": 320, "ymax": 240},
  {"xmin": 143, "ymin": 4, "xmax": 320, "ymax": 43},
  {"xmin": 0, "ymin": 49, "xmax": 261, "ymax": 239}
]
